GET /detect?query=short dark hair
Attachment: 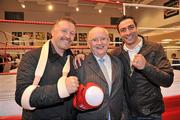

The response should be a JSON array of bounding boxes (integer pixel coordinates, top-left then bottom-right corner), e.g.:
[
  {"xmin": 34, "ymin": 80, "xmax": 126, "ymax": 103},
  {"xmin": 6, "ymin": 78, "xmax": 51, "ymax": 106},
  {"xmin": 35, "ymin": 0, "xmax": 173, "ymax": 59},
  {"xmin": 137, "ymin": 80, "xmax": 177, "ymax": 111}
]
[
  {"xmin": 51, "ymin": 17, "xmax": 76, "ymax": 32},
  {"xmin": 55, "ymin": 17, "xmax": 76, "ymax": 27},
  {"xmin": 171, "ymin": 53, "xmax": 176, "ymax": 58},
  {"xmin": 116, "ymin": 15, "xmax": 137, "ymax": 33}
]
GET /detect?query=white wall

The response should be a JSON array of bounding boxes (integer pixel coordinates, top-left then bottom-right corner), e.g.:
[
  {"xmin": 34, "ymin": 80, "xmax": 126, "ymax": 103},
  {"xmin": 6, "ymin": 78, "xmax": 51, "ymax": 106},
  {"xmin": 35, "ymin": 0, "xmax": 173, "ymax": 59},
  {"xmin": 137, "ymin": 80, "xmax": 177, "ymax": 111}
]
[
  {"xmin": 0, "ymin": 0, "xmax": 122, "ymax": 25},
  {"xmin": 0, "ymin": 0, "xmax": 180, "ymax": 55},
  {"xmin": 0, "ymin": 0, "xmax": 121, "ymax": 47},
  {"xmin": 126, "ymin": 0, "xmax": 180, "ymax": 28}
]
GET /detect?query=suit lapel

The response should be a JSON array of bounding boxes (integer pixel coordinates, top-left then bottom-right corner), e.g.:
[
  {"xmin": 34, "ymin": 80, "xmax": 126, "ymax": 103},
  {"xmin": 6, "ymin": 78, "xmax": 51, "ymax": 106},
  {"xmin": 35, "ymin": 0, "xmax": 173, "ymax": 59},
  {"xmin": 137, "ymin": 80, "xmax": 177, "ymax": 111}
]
[{"xmin": 110, "ymin": 55, "xmax": 117, "ymax": 85}]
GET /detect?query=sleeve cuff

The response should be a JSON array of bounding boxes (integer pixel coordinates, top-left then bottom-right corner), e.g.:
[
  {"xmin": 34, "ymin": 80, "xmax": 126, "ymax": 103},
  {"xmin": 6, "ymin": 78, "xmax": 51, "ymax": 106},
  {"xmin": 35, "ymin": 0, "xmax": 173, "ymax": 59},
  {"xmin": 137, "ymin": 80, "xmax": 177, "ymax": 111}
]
[
  {"xmin": 21, "ymin": 85, "xmax": 37, "ymax": 110},
  {"xmin": 57, "ymin": 76, "xmax": 70, "ymax": 98},
  {"xmin": 141, "ymin": 63, "xmax": 152, "ymax": 72}
]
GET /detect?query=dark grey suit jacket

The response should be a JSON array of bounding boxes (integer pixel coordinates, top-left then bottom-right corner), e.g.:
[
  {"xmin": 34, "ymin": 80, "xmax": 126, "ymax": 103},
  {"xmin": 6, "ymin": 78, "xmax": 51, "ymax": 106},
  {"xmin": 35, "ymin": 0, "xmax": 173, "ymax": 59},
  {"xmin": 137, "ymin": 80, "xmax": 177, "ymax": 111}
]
[{"xmin": 76, "ymin": 53, "xmax": 124, "ymax": 120}]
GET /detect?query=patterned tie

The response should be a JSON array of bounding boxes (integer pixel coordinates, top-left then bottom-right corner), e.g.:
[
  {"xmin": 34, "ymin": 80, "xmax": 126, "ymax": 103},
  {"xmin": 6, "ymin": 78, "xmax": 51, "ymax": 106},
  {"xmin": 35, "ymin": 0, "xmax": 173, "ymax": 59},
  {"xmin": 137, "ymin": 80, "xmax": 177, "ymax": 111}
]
[{"xmin": 99, "ymin": 58, "xmax": 111, "ymax": 94}]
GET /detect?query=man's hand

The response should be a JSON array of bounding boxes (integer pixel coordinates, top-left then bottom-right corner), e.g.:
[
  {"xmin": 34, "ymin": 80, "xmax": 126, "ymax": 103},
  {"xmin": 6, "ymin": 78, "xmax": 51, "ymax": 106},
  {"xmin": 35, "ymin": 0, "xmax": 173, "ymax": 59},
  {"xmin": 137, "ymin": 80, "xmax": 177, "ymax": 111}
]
[
  {"xmin": 73, "ymin": 54, "xmax": 85, "ymax": 69},
  {"xmin": 66, "ymin": 76, "xmax": 79, "ymax": 94},
  {"xmin": 132, "ymin": 54, "xmax": 146, "ymax": 70}
]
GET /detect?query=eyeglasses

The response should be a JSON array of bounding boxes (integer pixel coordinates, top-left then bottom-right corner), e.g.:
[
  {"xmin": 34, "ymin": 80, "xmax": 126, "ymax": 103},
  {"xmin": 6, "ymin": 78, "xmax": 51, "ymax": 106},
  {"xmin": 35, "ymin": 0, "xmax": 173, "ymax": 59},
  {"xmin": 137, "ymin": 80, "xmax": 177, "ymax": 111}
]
[
  {"xmin": 119, "ymin": 24, "xmax": 136, "ymax": 33},
  {"xmin": 60, "ymin": 29, "xmax": 76, "ymax": 37}
]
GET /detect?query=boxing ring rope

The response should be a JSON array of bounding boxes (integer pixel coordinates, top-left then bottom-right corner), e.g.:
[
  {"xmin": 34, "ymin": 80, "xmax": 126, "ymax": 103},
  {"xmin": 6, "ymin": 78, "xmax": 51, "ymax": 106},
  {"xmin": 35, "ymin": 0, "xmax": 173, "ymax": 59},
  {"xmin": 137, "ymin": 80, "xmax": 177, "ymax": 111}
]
[
  {"xmin": 0, "ymin": 31, "xmax": 9, "ymax": 55},
  {"xmin": 0, "ymin": 19, "xmax": 116, "ymax": 29},
  {"xmin": 1, "ymin": 46, "xmax": 180, "ymax": 76},
  {"xmin": 1, "ymin": 19, "xmax": 180, "ymax": 31},
  {"xmin": 0, "ymin": 29, "xmax": 118, "ymax": 75},
  {"xmin": 81, "ymin": 0, "xmax": 123, "ymax": 5},
  {"xmin": 0, "ymin": 20, "xmax": 119, "ymax": 51},
  {"xmin": 0, "ymin": 3, "xmax": 180, "ymax": 120},
  {"xmin": 0, "ymin": 72, "xmax": 16, "ymax": 75},
  {"xmin": 1, "ymin": 19, "xmax": 180, "ymax": 75},
  {"xmin": 0, "ymin": 45, "xmax": 117, "ymax": 50},
  {"xmin": 0, "ymin": 31, "xmax": 8, "ymax": 42},
  {"xmin": 123, "ymin": 3, "xmax": 180, "ymax": 15}
]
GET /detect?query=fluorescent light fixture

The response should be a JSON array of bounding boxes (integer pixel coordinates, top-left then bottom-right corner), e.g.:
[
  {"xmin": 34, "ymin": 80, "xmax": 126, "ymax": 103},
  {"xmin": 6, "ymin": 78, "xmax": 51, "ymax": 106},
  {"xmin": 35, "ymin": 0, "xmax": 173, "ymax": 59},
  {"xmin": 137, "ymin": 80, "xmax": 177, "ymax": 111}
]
[
  {"xmin": 158, "ymin": 41, "xmax": 170, "ymax": 44},
  {"xmin": 175, "ymin": 41, "xmax": 180, "ymax": 44},
  {"xmin": 161, "ymin": 39, "xmax": 173, "ymax": 42}
]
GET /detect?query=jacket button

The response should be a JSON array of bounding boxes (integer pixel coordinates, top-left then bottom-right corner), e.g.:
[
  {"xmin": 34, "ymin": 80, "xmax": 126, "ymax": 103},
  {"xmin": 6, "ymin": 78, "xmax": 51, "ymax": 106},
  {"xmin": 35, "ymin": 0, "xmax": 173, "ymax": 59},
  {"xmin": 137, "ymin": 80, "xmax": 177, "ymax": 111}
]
[{"xmin": 142, "ymin": 108, "xmax": 150, "ymax": 115}]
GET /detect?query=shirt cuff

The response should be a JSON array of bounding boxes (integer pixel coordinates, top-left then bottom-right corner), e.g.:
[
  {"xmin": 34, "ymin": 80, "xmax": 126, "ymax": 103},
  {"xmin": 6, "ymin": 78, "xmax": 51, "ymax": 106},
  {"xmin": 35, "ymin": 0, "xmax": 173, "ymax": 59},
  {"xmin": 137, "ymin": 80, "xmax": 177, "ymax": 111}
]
[{"xmin": 57, "ymin": 76, "xmax": 70, "ymax": 98}]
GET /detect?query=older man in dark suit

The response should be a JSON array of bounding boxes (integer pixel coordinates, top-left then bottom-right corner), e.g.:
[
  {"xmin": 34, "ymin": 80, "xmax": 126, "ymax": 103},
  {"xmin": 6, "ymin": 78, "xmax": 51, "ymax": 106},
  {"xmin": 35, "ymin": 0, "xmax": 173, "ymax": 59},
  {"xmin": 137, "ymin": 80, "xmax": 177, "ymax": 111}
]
[{"xmin": 75, "ymin": 27, "xmax": 125, "ymax": 120}]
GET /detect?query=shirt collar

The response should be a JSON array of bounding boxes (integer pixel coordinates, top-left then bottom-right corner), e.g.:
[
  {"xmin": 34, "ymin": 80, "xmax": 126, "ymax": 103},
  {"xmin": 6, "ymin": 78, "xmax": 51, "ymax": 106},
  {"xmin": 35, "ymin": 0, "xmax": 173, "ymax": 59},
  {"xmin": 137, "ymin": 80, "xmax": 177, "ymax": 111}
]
[
  {"xmin": 123, "ymin": 36, "xmax": 143, "ymax": 52},
  {"xmin": 49, "ymin": 41, "xmax": 73, "ymax": 62},
  {"xmin": 94, "ymin": 54, "xmax": 109, "ymax": 62}
]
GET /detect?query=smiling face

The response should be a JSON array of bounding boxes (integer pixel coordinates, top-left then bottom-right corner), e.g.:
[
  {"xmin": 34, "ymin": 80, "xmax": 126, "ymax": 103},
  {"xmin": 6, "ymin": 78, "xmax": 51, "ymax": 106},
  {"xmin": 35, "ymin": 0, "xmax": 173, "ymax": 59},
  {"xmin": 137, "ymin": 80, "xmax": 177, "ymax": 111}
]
[
  {"xmin": 118, "ymin": 18, "xmax": 139, "ymax": 48},
  {"xmin": 51, "ymin": 20, "xmax": 76, "ymax": 55},
  {"xmin": 87, "ymin": 27, "xmax": 109, "ymax": 58}
]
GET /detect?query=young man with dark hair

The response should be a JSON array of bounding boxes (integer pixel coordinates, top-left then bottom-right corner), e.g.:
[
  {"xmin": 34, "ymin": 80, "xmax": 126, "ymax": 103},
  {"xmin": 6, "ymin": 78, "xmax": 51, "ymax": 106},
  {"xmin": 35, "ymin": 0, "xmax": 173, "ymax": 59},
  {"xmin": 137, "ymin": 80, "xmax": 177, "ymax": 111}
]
[{"xmin": 111, "ymin": 15, "xmax": 174, "ymax": 120}]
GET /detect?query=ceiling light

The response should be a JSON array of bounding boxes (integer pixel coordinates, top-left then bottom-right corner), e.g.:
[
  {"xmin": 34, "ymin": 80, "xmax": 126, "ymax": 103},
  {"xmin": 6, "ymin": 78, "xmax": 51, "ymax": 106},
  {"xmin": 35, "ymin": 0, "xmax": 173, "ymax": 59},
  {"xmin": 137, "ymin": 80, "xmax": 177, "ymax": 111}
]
[
  {"xmin": 48, "ymin": 5, "xmax": 53, "ymax": 11},
  {"xmin": 116, "ymin": 1, "xmax": 120, "ymax": 4},
  {"xmin": 21, "ymin": 4, "xmax": 26, "ymax": 8},
  {"xmin": 76, "ymin": 7, "xmax": 79, "ymax": 12},
  {"xmin": 98, "ymin": 9, "xmax": 102, "ymax": 13},
  {"xmin": 135, "ymin": 6, "xmax": 139, "ymax": 9}
]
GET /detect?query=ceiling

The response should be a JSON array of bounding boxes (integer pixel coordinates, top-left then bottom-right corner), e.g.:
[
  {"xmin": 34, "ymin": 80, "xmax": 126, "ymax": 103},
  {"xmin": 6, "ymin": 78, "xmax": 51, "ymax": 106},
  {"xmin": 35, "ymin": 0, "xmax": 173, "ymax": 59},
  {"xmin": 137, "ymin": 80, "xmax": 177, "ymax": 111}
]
[
  {"xmin": 17, "ymin": 0, "xmax": 158, "ymax": 10},
  {"xmin": 4, "ymin": 0, "xmax": 180, "ymax": 46}
]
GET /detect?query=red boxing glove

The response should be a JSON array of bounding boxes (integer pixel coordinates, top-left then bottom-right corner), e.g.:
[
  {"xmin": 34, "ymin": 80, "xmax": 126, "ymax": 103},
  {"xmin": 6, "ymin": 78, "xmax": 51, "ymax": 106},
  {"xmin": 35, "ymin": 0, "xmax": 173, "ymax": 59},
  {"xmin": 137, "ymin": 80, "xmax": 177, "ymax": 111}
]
[{"xmin": 73, "ymin": 82, "xmax": 104, "ymax": 111}]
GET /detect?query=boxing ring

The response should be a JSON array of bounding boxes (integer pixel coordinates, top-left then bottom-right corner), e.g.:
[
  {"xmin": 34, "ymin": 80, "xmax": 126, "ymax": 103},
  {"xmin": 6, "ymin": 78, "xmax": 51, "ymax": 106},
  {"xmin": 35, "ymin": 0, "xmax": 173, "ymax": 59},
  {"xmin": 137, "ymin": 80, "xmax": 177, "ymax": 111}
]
[
  {"xmin": 0, "ymin": 20, "xmax": 118, "ymax": 118},
  {"xmin": 0, "ymin": 5, "xmax": 180, "ymax": 118},
  {"xmin": 0, "ymin": 69, "xmax": 180, "ymax": 114}
]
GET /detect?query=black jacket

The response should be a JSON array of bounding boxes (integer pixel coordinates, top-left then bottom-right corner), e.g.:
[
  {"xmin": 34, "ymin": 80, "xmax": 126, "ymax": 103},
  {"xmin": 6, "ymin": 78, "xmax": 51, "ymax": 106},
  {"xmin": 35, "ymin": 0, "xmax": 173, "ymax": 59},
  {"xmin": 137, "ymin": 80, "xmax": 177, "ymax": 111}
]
[
  {"xmin": 111, "ymin": 36, "xmax": 174, "ymax": 117},
  {"xmin": 15, "ymin": 42, "xmax": 77, "ymax": 120}
]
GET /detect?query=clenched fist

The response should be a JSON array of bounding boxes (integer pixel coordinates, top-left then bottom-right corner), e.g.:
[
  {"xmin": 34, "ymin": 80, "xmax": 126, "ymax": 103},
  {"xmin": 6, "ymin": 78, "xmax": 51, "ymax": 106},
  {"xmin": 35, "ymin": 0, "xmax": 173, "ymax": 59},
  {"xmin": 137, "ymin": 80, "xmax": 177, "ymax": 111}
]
[
  {"xmin": 132, "ymin": 54, "xmax": 146, "ymax": 70},
  {"xmin": 66, "ymin": 76, "xmax": 79, "ymax": 94}
]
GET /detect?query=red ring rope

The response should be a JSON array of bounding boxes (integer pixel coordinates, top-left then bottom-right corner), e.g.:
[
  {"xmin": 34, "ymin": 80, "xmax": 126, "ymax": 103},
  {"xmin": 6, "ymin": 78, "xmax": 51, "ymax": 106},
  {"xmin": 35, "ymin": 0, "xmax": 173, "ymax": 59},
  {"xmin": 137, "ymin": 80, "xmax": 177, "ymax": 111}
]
[
  {"xmin": 0, "ymin": 72, "xmax": 16, "ymax": 75},
  {"xmin": 0, "ymin": 45, "xmax": 116, "ymax": 50},
  {"xmin": 0, "ymin": 46, "xmax": 38, "ymax": 50},
  {"xmin": 0, "ymin": 19, "xmax": 117, "ymax": 76},
  {"xmin": 0, "ymin": 19, "xmax": 116, "ymax": 29},
  {"xmin": 81, "ymin": 0, "xmax": 123, "ymax": 5}
]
